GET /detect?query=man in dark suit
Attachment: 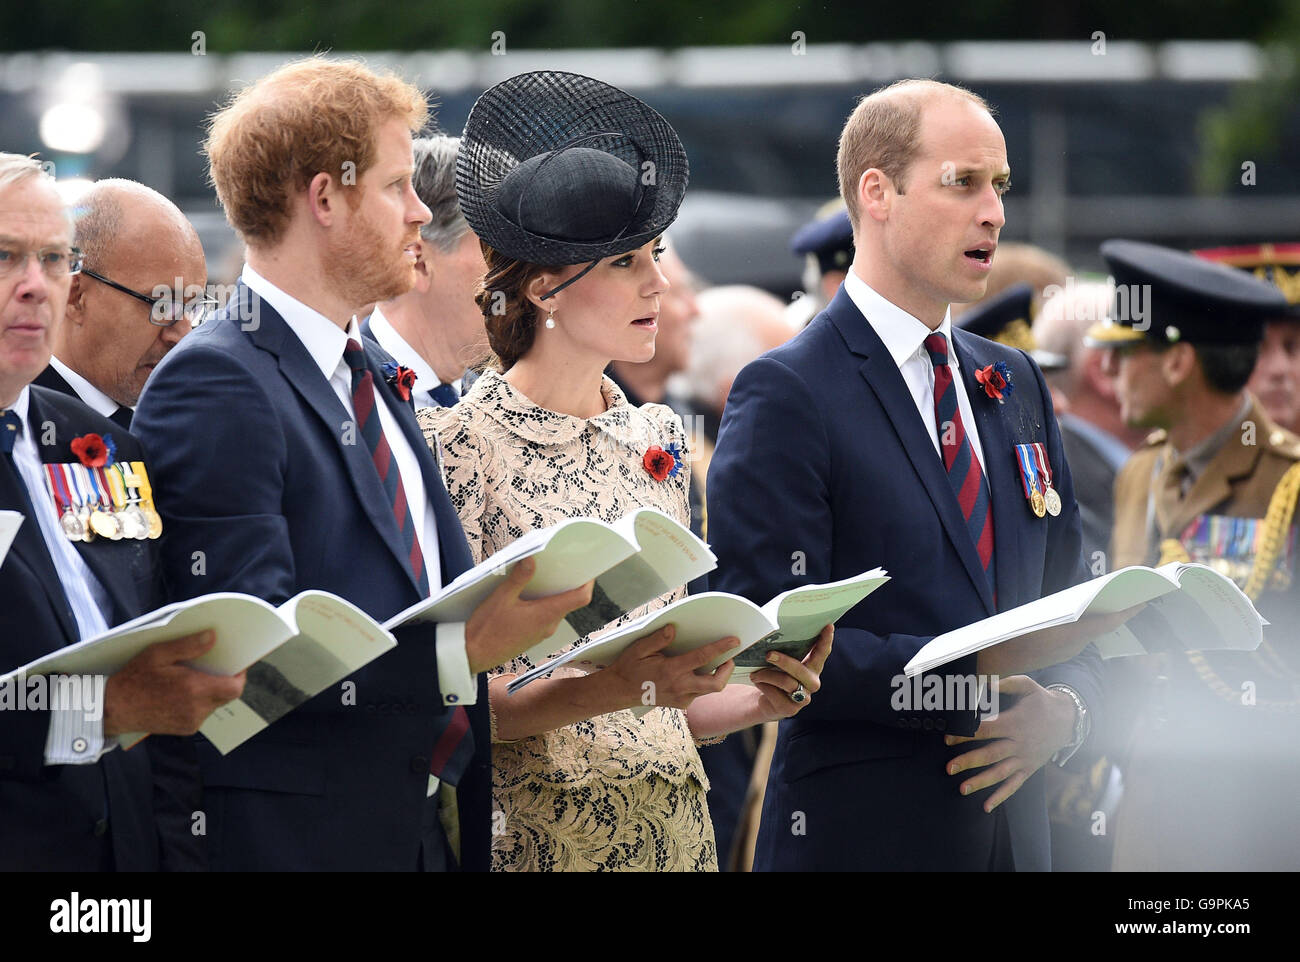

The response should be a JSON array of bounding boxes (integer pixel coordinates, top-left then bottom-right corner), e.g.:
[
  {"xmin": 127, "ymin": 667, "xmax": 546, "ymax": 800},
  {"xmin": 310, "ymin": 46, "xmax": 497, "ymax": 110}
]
[
  {"xmin": 708, "ymin": 80, "xmax": 1123, "ymax": 871},
  {"xmin": 0, "ymin": 152, "xmax": 244, "ymax": 870},
  {"xmin": 133, "ymin": 58, "xmax": 591, "ymax": 871},
  {"xmin": 34, "ymin": 179, "xmax": 208, "ymax": 431}
]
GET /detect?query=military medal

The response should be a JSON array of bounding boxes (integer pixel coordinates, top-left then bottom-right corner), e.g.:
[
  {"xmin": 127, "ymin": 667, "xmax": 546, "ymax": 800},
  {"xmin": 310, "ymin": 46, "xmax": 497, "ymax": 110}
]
[
  {"xmin": 86, "ymin": 467, "xmax": 123, "ymax": 540},
  {"xmin": 64, "ymin": 464, "xmax": 96, "ymax": 542},
  {"xmin": 1030, "ymin": 442, "xmax": 1062, "ymax": 517},
  {"xmin": 111, "ymin": 464, "xmax": 150, "ymax": 540},
  {"xmin": 128, "ymin": 460, "xmax": 163, "ymax": 539},
  {"xmin": 1014, "ymin": 443, "xmax": 1047, "ymax": 518},
  {"xmin": 43, "ymin": 464, "xmax": 85, "ymax": 541}
]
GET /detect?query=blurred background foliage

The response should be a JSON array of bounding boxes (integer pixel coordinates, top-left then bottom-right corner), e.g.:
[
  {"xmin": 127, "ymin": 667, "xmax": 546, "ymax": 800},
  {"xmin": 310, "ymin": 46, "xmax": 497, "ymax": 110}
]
[{"xmin": 3, "ymin": 0, "xmax": 1299, "ymax": 52}]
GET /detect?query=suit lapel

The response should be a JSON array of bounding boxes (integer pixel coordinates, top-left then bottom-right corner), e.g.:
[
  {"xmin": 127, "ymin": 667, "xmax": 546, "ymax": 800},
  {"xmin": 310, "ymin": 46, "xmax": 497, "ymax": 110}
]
[
  {"xmin": 1163, "ymin": 402, "xmax": 1263, "ymax": 537},
  {"xmin": 28, "ymin": 390, "xmax": 140, "ymax": 627},
  {"xmin": 0, "ymin": 450, "xmax": 79, "ymax": 648},
  {"xmin": 240, "ymin": 283, "xmax": 422, "ymax": 593},
  {"xmin": 828, "ymin": 290, "xmax": 995, "ymax": 613},
  {"xmin": 952, "ymin": 333, "xmax": 1027, "ymax": 612}
]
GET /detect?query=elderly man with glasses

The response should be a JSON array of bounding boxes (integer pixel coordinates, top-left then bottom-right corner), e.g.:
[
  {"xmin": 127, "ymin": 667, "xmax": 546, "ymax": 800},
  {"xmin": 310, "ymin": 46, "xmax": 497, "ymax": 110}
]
[
  {"xmin": 0, "ymin": 153, "xmax": 243, "ymax": 871},
  {"xmin": 34, "ymin": 179, "xmax": 211, "ymax": 430}
]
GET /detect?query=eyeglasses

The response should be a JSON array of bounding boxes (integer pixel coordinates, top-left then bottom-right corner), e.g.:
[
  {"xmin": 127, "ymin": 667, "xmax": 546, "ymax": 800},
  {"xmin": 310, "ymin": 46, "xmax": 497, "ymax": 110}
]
[
  {"xmin": 80, "ymin": 268, "xmax": 217, "ymax": 327},
  {"xmin": 0, "ymin": 245, "xmax": 83, "ymax": 279}
]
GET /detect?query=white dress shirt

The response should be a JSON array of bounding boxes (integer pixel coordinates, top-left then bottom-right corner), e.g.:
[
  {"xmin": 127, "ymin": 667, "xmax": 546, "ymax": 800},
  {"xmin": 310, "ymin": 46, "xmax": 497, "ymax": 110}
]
[
  {"xmin": 241, "ymin": 266, "xmax": 475, "ymax": 707},
  {"xmin": 48, "ymin": 355, "xmax": 124, "ymax": 420},
  {"xmin": 366, "ymin": 306, "xmax": 460, "ymax": 410},
  {"xmin": 8, "ymin": 387, "xmax": 116, "ymax": 765},
  {"xmin": 843, "ymin": 271, "xmax": 987, "ymax": 472}
]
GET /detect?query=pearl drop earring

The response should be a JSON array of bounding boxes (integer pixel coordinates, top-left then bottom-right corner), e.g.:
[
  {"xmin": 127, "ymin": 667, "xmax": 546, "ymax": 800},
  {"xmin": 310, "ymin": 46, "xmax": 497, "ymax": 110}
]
[{"xmin": 545, "ymin": 306, "xmax": 556, "ymax": 330}]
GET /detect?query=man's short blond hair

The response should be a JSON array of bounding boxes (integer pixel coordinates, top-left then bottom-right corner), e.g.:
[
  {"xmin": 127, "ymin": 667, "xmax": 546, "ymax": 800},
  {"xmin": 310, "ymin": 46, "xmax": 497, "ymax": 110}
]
[
  {"xmin": 205, "ymin": 56, "xmax": 428, "ymax": 247},
  {"xmin": 836, "ymin": 79, "xmax": 992, "ymax": 229}
]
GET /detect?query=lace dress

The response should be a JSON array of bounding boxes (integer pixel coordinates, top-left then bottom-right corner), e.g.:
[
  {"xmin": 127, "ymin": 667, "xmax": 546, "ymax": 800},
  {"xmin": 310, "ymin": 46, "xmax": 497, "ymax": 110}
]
[{"xmin": 419, "ymin": 369, "xmax": 717, "ymax": 872}]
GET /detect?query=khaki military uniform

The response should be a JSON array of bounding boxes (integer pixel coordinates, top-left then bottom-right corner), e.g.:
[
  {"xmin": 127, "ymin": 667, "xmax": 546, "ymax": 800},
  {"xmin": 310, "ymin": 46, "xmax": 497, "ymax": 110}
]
[{"xmin": 1109, "ymin": 397, "xmax": 1300, "ymax": 870}]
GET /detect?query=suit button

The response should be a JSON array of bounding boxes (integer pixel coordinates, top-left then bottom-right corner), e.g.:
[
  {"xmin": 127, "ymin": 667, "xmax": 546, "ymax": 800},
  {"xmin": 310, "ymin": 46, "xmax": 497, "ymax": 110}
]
[
  {"xmin": 922, "ymin": 718, "xmax": 933, "ymax": 731},
  {"xmin": 365, "ymin": 704, "xmax": 376, "ymax": 713},
  {"xmin": 911, "ymin": 718, "xmax": 922, "ymax": 729},
  {"xmin": 409, "ymin": 755, "xmax": 428, "ymax": 774},
  {"xmin": 936, "ymin": 719, "xmax": 947, "ymax": 732},
  {"xmin": 92, "ymin": 818, "xmax": 109, "ymax": 837},
  {"xmin": 407, "ymin": 703, "xmax": 417, "ymax": 714}
]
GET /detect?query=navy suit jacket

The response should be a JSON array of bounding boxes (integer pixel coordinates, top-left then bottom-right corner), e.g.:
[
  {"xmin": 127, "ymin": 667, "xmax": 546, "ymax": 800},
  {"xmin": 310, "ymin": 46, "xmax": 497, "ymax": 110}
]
[
  {"xmin": 132, "ymin": 283, "xmax": 490, "ymax": 871},
  {"xmin": 707, "ymin": 287, "xmax": 1103, "ymax": 871},
  {"xmin": 0, "ymin": 387, "xmax": 201, "ymax": 870}
]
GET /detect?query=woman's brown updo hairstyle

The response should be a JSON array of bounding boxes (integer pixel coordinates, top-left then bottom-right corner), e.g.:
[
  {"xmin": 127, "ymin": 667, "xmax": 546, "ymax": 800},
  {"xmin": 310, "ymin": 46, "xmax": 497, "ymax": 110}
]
[{"xmin": 475, "ymin": 241, "xmax": 559, "ymax": 372}]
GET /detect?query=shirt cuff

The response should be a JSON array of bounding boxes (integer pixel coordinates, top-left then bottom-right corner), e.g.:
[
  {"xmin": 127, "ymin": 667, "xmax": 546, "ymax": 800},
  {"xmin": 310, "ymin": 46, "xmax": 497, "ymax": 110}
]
[
  {"xmin": 435, "ymin": 622, "xmax": 478, "ymax": 707},
  {"xmin": 44, "ymin": 700, "xmax": 118, "ymax": 766}
]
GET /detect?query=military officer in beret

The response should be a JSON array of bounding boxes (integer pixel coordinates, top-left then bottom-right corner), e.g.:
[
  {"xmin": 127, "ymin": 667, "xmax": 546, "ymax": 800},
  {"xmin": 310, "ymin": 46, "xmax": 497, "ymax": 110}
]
[{"xmin": 1088, "ymin": 238, "xmax": 1300, "ymax": 871}]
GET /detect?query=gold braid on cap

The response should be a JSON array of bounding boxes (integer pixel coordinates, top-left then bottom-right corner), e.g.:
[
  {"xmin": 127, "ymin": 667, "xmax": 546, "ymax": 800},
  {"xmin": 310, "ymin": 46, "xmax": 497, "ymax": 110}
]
[
  {"xmin": 992, "ymin": 318, "xmax": 1036, "ymax": 353},
  {"xmin": 1255, "ymin": 265, "xmax": 1300, "ymax": 305}
]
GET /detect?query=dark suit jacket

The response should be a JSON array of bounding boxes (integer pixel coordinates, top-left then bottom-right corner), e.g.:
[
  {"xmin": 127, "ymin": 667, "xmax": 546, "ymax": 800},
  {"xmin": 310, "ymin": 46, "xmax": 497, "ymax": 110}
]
[
  {"xmin": 132, "ymin": 282, "xmax": 490, "ymax": 871},
  {"xmin": 0, "ymin": 387, "xmax": 200, "ymax": 871},
  {"xmin": 707, "ymin": 287, "xmax": 1104, "ymax": 871},
  {"xmin": 33, "ymin": 365, "xmax": 132, "ymax": 430}
]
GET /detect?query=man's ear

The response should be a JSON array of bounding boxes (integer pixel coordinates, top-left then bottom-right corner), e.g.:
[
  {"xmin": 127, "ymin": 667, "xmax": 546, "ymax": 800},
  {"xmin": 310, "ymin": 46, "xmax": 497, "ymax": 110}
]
[
  {"xmin": 411, "ymin": 245, "xmax": 434, "ymax": 295},
  {"xmin": 307, "ymin": 171, "xmax": 341, "ymax": 227},
  {"xmin": 859, "ymin": 168, "xmax": 893, "ymax": 223},
  {"xmin": 64, "ymin": 272, "xmax": 87, "ymax": 326},
  {"xmin": 1161, "ymin": 342, "xmax": 1197, "ymax": 387}
]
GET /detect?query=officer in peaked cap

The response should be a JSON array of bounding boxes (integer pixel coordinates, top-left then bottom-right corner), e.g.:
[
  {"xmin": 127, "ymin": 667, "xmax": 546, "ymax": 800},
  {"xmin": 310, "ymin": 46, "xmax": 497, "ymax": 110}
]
[
  {"xmin": 1195, "ymin": 243, "xmax": 1300, "ymax": 434},
  {"xmin": 786, "ymin": 205, "xmax": 853, "ymax": 329},
  {"xmin": 1091, "ymin": 239, "xmax": 1300, "ymax": 871}
]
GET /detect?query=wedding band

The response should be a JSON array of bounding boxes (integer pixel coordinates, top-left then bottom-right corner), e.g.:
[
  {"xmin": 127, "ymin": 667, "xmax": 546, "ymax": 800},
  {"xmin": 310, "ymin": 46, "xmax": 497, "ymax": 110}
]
[{"xmin": 790, "ymin": 685, "xmax": 808, "ymax": 704}]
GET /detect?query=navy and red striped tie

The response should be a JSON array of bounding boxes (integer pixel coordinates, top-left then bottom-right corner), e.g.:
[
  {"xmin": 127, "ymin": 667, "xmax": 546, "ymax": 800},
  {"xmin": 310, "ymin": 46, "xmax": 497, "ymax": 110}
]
[
  {"xmin": 343, "ymin": 339, "xmax": 471, "ymax": 784},
  {"xmin": 923, "ymin": 333, "xmax": 996, "ymax": 596}
]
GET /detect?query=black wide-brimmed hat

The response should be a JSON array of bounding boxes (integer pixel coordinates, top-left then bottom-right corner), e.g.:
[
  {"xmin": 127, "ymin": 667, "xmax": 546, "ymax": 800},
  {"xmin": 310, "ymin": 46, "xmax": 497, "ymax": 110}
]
[{"xmin": 456, "ymin": 70, "xmax": 689, "ymax": 294}]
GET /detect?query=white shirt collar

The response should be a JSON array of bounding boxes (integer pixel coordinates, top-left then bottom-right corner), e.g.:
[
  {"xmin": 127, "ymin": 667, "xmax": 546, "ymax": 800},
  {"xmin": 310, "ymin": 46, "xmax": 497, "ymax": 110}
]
[
  {"xmin": 9, "ymin": 384, "xmax": 30, "ymax": 424},
  {"xmin": 843, "ymin": 270, "xmax": 959, "ymax": 372},
  {"xmin": 242, "ymin": 263, "xmax": 355, "ymax": 381},
  {"xmin": 367, "ymin": 306, "xmax": 438, "ymax": 389},
  {"xmin": 48, "ymin": 355, "xmax": 122, "ymax": 419}
]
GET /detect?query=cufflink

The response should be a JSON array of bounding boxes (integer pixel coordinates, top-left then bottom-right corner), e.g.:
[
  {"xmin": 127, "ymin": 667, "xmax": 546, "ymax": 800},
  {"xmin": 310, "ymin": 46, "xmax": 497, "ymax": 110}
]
[
  {"xmin": 71, "ymin": 737, "xmax": 88, "ymax": 754},
  {"xmin": 446, "ymin": 693, "xmax": 459, "ymax": 704}
]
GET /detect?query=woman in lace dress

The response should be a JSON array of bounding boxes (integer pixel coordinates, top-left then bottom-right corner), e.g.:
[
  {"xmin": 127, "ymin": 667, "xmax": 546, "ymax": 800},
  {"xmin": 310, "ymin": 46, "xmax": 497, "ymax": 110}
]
[{"xmin": 419, "ymin": 71, "xmax": 832, "ymax": 871}]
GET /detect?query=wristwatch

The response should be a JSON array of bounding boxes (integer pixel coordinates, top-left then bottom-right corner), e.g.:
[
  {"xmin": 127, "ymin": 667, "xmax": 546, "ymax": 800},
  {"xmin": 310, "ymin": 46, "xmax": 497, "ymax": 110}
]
[{"xmin": 1045, "ymin": 683, "xmax": 1089, "ymax": 767}]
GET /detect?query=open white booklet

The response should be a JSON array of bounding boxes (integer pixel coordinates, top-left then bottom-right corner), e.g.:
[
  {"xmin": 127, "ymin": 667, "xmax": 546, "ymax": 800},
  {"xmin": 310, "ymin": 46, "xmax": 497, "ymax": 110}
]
[
  {"xmin": 0, "ymin": 591, "xmax": 395, "ymax": 754},
  {"xmin": 387, "ymin": 506, "xmax": 715, "ymax": 662},
  {"xmin": 506, "ymin": 569, "xmax": 890, "ymax": 708},
  {"xmin": 904, "ymin": 562, "xmax": 1267, "ymax": 677}
]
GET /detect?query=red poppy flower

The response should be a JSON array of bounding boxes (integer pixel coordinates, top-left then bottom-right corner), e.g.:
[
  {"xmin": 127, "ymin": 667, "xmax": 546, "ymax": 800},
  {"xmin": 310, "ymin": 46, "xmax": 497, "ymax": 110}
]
[
  {"xmin": 394, "ymin": 367, "xmax": 417, "ymax": 402},
  {"xmin": 642, "ymin": 445, "xmax": 676, "ymax": 482},
  {"xmin": 70, "ymin": 433, "xmax": 110, "ymax": 468},
  {"xmin": 975, "ymin": 364, "xmax": 1008, "ymax": 401}
]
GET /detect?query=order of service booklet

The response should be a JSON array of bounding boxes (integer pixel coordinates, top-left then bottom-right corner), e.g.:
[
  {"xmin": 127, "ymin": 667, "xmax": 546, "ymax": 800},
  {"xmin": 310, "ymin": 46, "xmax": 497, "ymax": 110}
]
[
  {"xmin": 506, "ymin": 568, "xmax": 891, "ymax": 704},
  {"xmin": 2, "ymin": 507, "xmax": 716, "ymax": 754},
  {"xmin": 903, "ymin": 562, "xmax": 1266, "ymax": 677}
]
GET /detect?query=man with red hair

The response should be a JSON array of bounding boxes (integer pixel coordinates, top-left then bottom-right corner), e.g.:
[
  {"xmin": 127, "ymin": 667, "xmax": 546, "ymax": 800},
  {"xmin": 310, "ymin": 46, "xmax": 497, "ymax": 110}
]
[{"xmin": 134, "ymin": 57, "xmax": 591, "ymax": 871}]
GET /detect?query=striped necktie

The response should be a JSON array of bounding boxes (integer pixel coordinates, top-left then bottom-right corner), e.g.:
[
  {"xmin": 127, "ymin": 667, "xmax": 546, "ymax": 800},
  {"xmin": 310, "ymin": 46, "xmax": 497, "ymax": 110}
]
[
  {"xmin": 342, "ymin": 340, "xmax": 472, "ymax": 784},
  {"xmin": 923, "ymin": 332, "xmax": 996, "ymax": 593},
  {"xmin": 343, "ymin": 339, "xmax": 430, "ymax": 596}
]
